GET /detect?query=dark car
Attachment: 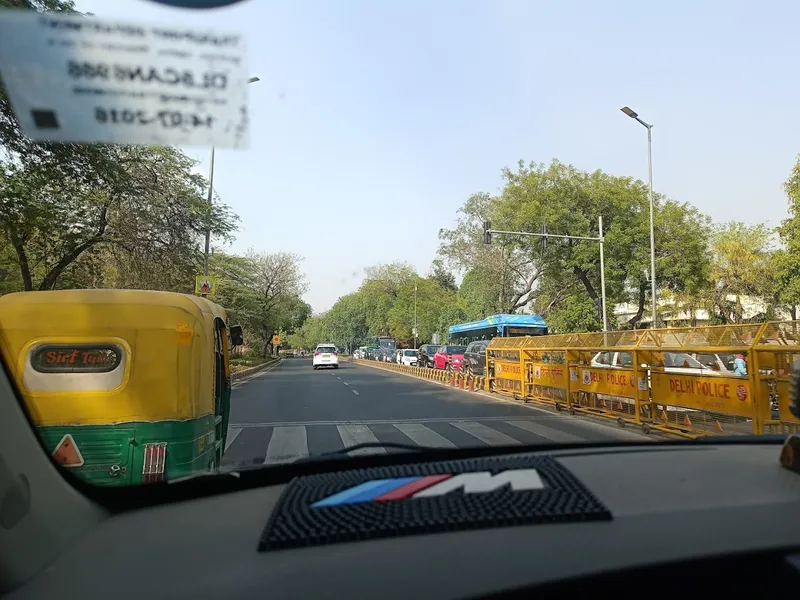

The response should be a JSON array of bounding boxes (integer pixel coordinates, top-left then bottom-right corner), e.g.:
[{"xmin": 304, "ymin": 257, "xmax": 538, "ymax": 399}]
[
  {"xmin": 417, "ymin": 344, "xmax": 439, "ymax": 368},
  {"xmin": 463, "ymin": 340, "xmax": 489, "ymax": 376}
]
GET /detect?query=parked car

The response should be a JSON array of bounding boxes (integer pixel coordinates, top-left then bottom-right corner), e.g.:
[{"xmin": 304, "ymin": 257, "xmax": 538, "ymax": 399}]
[
  {"xmin": 400, "ymin": 348, "xmax": 419, "ymax": 367},
  {"xmin": 433, "ymin": 345, "xmax": 467, "ymax": 371},
  {"xmin": 417, "ymin": 344, "xmax": 438, "ymax": 368},
  {"xmin": 463, "ymin": 340, "xmax": 489, "ymax": 376},
  {"xmin": 590, "ymin": 351, "xmax": 722, "ymax": 375}
]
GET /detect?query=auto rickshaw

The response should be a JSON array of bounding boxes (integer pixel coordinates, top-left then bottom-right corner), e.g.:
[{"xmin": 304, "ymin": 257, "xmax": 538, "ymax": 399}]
[{"xmin": 0, "ymin": 289, "xmax": 244, "ymax": 486}]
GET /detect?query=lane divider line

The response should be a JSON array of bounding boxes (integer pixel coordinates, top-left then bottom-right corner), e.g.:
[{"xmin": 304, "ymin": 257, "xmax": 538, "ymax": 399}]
[
  {"xmin": 352, "ymin": 389, "xmax": 360, "ymax": 396},
  {"xmin": 343, "ymin": 381, "xmax": 350, "ymax": 386}
]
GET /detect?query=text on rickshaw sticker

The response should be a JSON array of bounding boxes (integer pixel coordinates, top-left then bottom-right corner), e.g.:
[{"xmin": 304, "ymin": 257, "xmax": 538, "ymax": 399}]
[
  {"xmin": 0, "ymin": 11, "xmax": 249, "ymax": 148},
  {"xmin": 23, "ymin": 343, "xmax": 127, "ymax": 393}
]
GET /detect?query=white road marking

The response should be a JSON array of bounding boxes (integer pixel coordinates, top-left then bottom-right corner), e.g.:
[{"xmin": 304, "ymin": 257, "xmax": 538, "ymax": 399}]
[
  {"xmin": 225, "ymin": 427, "xmax": 242, "ymax": 450},
  {"xmin": 394, "ymin": 422, "xmax": 456, "ymax": 448},
  {"xmin": 343, "ymin": 381, "xmax": 349, "ymax": 386},
  {"xmin": 336, "ymin": 424, "xmax": 386, "ymax": 455},
  {"xmin": 352, "ymin": 389, "xmax": 360, "ymax": 395},
  {"xmin": 337, "ymin": 376, "xmax": 342, "ymax": 380},
  {"xmin": 264, "ymin": 426, "xmax": 309, "ymax": 464},
  {"xmin": 506, "ymin": 420, "xmax": 585, "ymax": 443},
  {"xmin": 451, "ymin": 421, "xmax": 522, "ymax": 446}
]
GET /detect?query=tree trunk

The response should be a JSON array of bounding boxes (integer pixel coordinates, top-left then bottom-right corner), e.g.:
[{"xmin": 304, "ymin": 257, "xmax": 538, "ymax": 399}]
[
  {"xmin": 626, "ymin": 282, "xmax": 647, "ymax": 329},
  {"xmin": 9, "ymin": 233, "xmax": 33, "ymax": 291},
  {"xmin": 574, "ymin": 266, "xmax": 602, "ymax": 324}
]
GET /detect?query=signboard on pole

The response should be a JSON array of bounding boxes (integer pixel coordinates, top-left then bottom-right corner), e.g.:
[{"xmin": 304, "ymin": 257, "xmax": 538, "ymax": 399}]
[
  {"xmin": 272, "ymin": 335, "xmax": 281, "ymax": 346},
  {"xmin": 195, "ymin": 276, "xmax": 216, "ymax": 295}
]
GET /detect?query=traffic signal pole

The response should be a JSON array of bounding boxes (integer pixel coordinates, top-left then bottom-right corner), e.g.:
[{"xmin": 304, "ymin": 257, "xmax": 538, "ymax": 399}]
[{"xmin": 483, "ymin": 218, "xmax": 608, "ymax": 332}]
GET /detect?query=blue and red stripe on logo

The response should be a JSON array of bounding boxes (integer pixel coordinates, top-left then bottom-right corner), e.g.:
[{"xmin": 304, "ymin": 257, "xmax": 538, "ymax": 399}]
[{"xmin": 312, "ymin": 474, "xmax": 453, "ymax": 508}]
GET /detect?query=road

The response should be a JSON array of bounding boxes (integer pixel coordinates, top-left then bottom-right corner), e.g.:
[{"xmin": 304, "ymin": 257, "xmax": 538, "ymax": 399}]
[{"xmin": 222, "ymin": 358, "xmax": 651, "ymax": 469}]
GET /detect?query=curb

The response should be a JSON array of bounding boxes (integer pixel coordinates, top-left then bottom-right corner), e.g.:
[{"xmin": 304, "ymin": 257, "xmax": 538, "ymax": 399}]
[
  {"xmin": 231, "ymin": 358, "xmax": 283, "ymax": 383},
  {"xmin": 351, "ymin": 359, "xmax": 662, "ymax": 440}
]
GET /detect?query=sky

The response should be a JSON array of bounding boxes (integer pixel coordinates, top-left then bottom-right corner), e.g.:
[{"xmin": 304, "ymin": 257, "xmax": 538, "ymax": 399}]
[{"xmin": 74, "ymin": 0, "xmax": 800, "ymax": 312}]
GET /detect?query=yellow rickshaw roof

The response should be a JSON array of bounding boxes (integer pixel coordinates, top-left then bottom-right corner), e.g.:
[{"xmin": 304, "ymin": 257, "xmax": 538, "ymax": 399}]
[{"xmin": 0, "ymin": 289, "xmax": 226, "ymax": 320}]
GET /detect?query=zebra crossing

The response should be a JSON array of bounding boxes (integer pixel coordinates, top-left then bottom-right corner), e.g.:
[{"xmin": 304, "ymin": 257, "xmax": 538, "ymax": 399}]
[{"xmin": 221, "ymin": 414, "xmax": 638, "ymax": 468}]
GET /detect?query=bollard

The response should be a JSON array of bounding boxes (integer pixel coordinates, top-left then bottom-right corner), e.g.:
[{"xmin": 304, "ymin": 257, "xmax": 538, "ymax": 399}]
[
  {"xmin": 459, "ymin": 373, "xmax": 465, "ymax": 389},
  {"xmin": 468, "ymin": 376, "xmax": 474, "ymax": 392}
]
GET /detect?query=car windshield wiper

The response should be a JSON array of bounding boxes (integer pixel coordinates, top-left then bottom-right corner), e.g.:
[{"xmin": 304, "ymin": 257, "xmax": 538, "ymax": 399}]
[{"xmin": 293, "ymin": 442, "xmax": 433, "ymax": 463}]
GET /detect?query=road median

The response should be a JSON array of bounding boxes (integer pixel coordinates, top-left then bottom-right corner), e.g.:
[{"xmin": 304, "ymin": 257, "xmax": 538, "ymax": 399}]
[{"xmin": 231, "ymin": 357, "xmax": 283, "ymax": 383}]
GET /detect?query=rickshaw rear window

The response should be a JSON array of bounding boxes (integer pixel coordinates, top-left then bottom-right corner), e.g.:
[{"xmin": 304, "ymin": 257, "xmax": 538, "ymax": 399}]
[{"xmin": 30, "ymin": 345, "xmax": 123, "ymax": 374}]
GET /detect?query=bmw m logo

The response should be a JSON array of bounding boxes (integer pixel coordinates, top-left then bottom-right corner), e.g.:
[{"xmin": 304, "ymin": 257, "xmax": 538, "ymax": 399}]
[{"xmin": 312, "ymin": 469, "xmax": 546, "ymax": 508}]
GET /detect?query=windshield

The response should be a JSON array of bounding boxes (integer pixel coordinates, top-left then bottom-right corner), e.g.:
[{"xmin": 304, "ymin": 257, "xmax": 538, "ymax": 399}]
[
  {"xmin": 443, "ymin": 346, "xmax": 467, "ymax": 354},
  {"xmin": 0, "ymin": 0, "xmax": 794, "ymax": 492}
]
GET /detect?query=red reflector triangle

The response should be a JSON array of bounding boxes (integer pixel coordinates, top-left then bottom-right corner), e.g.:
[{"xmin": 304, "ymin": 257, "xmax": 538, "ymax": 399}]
[{"xmin": 52, "ymin": 434, "xmax": 84, "ymax": 467}]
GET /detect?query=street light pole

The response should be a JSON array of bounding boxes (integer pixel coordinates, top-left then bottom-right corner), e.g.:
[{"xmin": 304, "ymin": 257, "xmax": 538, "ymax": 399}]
[
  {"xmin": 413, "ymin": 283, "xmax": 418, "ymax": 349},
  {"xmin": 599, "ymin": 216, "xmax": 607, "ymax": 333},
  {"xmin": 621, "ymin": 106, "xmax": 657, "ymax": 328},
  {"xmin": 203, "ymin": 75, "xmax": 260, "ymax": 276},
  {"xmin": 203, "ymin": 145, "xmax": 216, "ymax": 277}
]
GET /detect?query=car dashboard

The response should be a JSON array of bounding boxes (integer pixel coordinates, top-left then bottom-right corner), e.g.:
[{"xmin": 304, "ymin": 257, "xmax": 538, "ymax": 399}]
[{"xmin": 8, "ymin": 439, "xmax": 800, "ymax": 600}]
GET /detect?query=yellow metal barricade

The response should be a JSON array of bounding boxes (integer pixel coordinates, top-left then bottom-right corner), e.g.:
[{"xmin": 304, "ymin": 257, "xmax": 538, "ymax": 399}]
[
  {"xmin": 753, "ymin": 321, "xmax": 800, "ymax": 434},
  {"xmin": 566, "ymin": 330, "xmax": 648, "ymax": 427},
  {"xmin": 486, "ymin": 337, "xmax": 526, "ymax": 397},
  {"xmin": 635, "ymin": 324, "xmax": 763, "ymax": 437}
]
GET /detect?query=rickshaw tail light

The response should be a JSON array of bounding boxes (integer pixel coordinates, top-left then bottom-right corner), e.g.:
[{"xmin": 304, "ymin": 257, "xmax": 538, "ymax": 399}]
[{"xmin": 142, "ymin": 442, "xmax": 167, "ymax": 484}]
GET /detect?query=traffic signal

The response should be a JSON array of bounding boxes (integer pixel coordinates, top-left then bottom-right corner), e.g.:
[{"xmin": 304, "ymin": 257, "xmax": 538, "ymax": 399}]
[{"xmin": 483, "ymin": 220, "xmax": 492, "ymax": 245}]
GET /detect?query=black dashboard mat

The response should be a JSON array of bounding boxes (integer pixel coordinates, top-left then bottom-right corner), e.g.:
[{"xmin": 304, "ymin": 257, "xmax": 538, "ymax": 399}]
[{"xmin": 259, "ymin": 455, "xmax": 611, "ymax": 551}]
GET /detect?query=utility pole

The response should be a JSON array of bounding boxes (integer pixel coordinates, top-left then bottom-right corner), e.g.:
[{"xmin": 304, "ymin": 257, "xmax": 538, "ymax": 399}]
[{"xmin": 484, "ymin": 219, "xmax": 608, "ymax": 331}]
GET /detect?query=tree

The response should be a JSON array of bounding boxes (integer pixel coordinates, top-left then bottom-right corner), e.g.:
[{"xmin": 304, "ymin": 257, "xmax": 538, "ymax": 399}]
[
  {"xmin": 494, "ymin": 159, "xmax": 711, "ymax": 330},
  {"xmin": 243, "ymin": 250, "xmax": 309, "ymax": 356},
  {"xmin": 428, "ymin": 259, "xmax": 457, "ymax": 291},
  {"xmin": 704, "ymin": 222, "xmax": 777, "ymax": 323},
  {"xmin": 359, "ymin": 262, "xmax": 417, "ymax": 336},
  {"xmin": 438, "ymin": 192, "xmax": 537, "ymax": 313},
  {"xmin": 325, "ymin": 293, "xmax": 369, "ymax": 353},
  {"xmin": 0, "ymin": 145, "xmax": 237, "ymax": 292},
  {"xmin": 775, "ymin": 155, "xmax": 800, "ymax": 319},
  {"xmin": 387, "ymin": 276, "xmax": 458, "ymax": 344}
]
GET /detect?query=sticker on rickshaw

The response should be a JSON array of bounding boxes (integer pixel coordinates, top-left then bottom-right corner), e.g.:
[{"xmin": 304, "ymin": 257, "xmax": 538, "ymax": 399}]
[{"xmin": 52, "ymin": 434, "xmax": 85, "ymax": 468}]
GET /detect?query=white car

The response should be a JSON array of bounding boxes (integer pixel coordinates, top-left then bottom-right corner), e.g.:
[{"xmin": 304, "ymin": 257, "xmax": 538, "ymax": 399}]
[
  {"xmin": 313, "ymin": 344, "xmax": 339, "ymax": 369},
  {"xmin": 400, "ymin": 348, "xmax": 419, "ymax": 367}
]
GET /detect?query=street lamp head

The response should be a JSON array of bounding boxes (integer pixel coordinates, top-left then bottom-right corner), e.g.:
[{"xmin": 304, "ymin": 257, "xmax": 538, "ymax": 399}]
[
  {"xmin": 620, "ymin": 106, "xmax": 638, "ymax": 119},
  {"xmin": 248, "ymin": 76, "xmax": 260, "ymax": 84}
]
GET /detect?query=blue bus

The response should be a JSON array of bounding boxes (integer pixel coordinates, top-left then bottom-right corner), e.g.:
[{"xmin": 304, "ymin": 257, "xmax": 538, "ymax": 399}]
[{"xmin": 448, "ymin": 314, "xmax": 547, "ymax": 345}]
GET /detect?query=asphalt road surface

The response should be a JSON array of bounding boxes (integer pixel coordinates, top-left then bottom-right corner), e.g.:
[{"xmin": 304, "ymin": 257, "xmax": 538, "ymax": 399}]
[{"xmin": 222, "ymin": 358, "xmax": 651, "ymax": 469}]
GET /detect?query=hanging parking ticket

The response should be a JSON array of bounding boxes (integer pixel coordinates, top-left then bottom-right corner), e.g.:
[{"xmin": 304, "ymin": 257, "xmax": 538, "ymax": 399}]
[{"xmin": 0, "ymin": 11, "xmax": 249, "ymax": 149}]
